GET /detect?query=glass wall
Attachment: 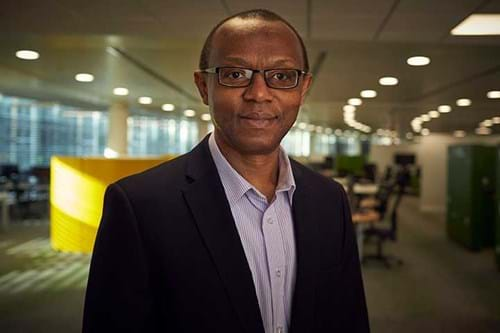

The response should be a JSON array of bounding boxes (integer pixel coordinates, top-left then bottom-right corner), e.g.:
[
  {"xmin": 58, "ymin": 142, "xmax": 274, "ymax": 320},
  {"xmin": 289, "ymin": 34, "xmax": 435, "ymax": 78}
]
[
  {"xmin": 127, "ymin": 116, "xmax": 199, "ymax": 156},
  {"xmin": 282, "ymin": 128, "xmax": 362, "ymax": 158},
  {"xmin": 0, "ymin": 95, "xmax": 107, "ymax": 171},
  {"xmin": 0, "ymin": 93, "xmax": 370, "ymax": 171}
]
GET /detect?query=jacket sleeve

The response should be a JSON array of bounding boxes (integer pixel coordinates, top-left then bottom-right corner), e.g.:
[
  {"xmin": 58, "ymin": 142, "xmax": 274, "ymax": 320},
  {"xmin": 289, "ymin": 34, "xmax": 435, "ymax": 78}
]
[
  {"xmin": 339, "ymin": 186, "xmax": 371, "ymax": 332},
  {"xmin": 82, "ymin": 183, "xmax": 154, "ymax": 332}
]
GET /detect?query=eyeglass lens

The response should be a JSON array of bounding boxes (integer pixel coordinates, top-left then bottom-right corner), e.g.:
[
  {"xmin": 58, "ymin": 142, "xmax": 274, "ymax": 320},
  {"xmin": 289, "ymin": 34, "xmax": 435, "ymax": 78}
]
[{"xmin": 218, "ymin": 68, "xmax": 299, "ymax": 88}]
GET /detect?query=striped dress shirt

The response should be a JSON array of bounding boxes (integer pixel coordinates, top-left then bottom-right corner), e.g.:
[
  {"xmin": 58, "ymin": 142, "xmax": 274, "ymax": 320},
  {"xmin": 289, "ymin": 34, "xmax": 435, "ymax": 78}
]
[{"xmin": 208, "ymin": 133, "xmax": 297, "ymax": 333}]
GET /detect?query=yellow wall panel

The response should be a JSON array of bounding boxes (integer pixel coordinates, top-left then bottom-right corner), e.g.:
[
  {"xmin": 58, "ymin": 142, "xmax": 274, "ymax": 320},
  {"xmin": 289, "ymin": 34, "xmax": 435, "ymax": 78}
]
[{"xmin": 50, "ymin": 155, "xmax": 174, "ymax": 253}]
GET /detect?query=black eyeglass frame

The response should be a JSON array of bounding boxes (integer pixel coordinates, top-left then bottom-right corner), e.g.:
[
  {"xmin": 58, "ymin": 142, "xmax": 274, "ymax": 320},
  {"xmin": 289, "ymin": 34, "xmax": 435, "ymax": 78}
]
[{"xmin": 198, "ymin": 66, "xmax": 308, "ymax": 89}]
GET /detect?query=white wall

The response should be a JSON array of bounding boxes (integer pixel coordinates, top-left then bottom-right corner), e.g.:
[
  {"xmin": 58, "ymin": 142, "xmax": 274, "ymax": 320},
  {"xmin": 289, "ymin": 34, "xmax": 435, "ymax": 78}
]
[{"xmin": 368, "ymin": 143, "xmax": 419, "ymax": 180}]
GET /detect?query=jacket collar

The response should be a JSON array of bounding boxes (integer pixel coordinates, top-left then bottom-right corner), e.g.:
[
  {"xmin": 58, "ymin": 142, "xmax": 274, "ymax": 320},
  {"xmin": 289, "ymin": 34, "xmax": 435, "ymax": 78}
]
[
  {"xmin": 182, "ymin": 135, "xmax": 265, "ymax": 333},
  {"xmin": 182, "ymin": 136, "xmax": 319, "ymax": 333}
]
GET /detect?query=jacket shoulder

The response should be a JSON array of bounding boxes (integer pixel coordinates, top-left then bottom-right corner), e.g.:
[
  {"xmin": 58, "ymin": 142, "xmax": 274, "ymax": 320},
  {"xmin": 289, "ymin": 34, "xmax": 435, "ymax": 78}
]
[{"xmin": 114, "ymin": 153, "xmax": 189, "ymax": 197}]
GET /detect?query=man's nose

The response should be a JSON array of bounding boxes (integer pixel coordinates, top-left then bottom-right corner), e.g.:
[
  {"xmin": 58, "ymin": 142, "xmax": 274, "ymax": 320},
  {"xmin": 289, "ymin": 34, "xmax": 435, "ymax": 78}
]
[{"xmin": 242, "ymin": 72, "xmax": 273, "ymax": 103}]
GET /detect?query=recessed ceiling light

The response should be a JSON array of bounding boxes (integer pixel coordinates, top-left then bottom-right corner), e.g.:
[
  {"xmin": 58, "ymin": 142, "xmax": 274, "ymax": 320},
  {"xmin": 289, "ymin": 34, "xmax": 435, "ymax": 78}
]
[
  {"xmin": 343, "ymin": 104, "xmax": 356, "ymax": 113},
  {"xmin": 456, "ymin": 98, "xmax": 471, "ymax": 106},
  {"xmin": 298, "ymin": 122, "xmax": 307, "ymax": 130},
  {"xmin": 325, "ymin": 128, "xmax": 333, "ymax": 134},
  {"xmin": 428, "ymin": 110, "xmax": 440, "ymax": 118},
  {"xmin": 360, "ymin": 90, "xmax": 377, "ymax": 98},
  {"xmin": 492, "ymin": 117, "xmax": 500, "ymax": 124},
  {"xmin": 113, "ymin": 87, "xmax": 129, "ymax": 96},
  {"xmin": 315, "ymin": 126, "xmax": 323, "ymax": 133},
  {"xmin": 16, "ymin": 50, "xmax": 39, "ymax": 60},
  {"xmin": 421, "ymin": 128, "xmax": 430, "ymax": 136},
  {"xmin": 451, "ymin": 14, "xmax": 500, "ymax": 35},
  {"xmin": 307, "ymin": 124, "xmax": 315, "ymax": 132},
  {"xmin": 407, "ymin": 56, "xmax": 431, "ymax": 66},
  {"xmin": 379, "ymin": 76, "xmax": 399, "ymax": 86},
  {"xmin": 482, "ymin": 119, "xmax": 493, "ymax": 127},
  {"xmin": 487, "ymin": 90, "xmax": 500, "ymax": 99},
  {"xmin": 421, "ymin": 114, "xmax": 431, "ymax": 122},
  {"xmin": 348, "ymin": 98, "xmax": 362, "ymax": 106},
  {"xmin": 138, "ymin": 96, "xmax": 152, "ymax": 105},
  {"xmin": 453, "ymin": 130, "xmax": 466, "ymax": 138},
  {"xmin": 162, "ymin": 103, "xmax": 175, "ymax": 111},
  {"xmin": 184, "ymin": 109, "xmax": 196, "ymax": 117},
  {"xmin": 75, "ymin": 73, "xmax": 94, "ymax": 82},
  {"xmin": 438, "ymin": 105, "xmax": 452, "ymax": 113},
  {"xmin": 476, "ymin": 127, "xmax": 491, "ymax": 135},
  {"xmin": 201, "ymin": 113, "xmax": 211, "ymax": 121},
  {"xmin": 406, "ymin": 132, "xmax": 414, "ymax": 140},
  {"xmin": 344, "ymin": 115, "xmax": 355, "ymax": 122},
  {"xmin": 334, "ymin": 129, "xmax": 343, "ymax": 136}
]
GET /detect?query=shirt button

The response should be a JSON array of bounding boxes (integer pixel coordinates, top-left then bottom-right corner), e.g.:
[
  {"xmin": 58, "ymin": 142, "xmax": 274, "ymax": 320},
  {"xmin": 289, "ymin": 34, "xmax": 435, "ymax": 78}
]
[
  {"xmin": 276, "ymin": 269, "xmax": 281, "ymax": 278},
  {"xmin": 267, "ymin": 218, "xmax": 273, "ymax": 224}
]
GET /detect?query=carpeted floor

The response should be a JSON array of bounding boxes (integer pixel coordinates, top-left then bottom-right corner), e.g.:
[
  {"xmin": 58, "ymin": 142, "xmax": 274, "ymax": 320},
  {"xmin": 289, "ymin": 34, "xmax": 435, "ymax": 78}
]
[
  {"xmin": 363, "ymin": 196, "xmax": 500, "ymax": 333},
  {"xmin": 0, "ymin": 196, "xmax": 499, "ymax": 332}
]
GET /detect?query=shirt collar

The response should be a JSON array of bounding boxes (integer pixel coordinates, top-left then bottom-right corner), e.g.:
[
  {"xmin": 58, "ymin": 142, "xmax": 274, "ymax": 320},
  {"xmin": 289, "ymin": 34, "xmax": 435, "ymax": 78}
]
[{"xmin": 208, "ymin": 133, "xmax": 296, "ymax": 205}]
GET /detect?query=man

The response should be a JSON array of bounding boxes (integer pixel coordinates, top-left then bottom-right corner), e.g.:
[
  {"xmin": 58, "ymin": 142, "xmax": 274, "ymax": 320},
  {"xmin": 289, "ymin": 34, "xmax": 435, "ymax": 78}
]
[{"xmin": 83, "ymin": 9, "xmax": 369, "ymax": 333}]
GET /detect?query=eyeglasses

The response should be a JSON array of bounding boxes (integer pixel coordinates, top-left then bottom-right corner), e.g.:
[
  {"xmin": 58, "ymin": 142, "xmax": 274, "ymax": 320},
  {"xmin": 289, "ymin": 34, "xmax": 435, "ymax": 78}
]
[{"xmin": 199, "ymin": 67, "xmax": 307, "ymax": 89}]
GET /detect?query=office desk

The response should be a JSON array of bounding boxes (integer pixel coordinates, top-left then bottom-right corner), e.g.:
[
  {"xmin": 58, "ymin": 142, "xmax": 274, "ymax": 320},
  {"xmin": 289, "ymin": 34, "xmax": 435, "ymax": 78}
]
[
  {"xmin": 352, "ymin": 210, "xmax": 380, "ymax": 261},
  {"xmin": 353, "ymin": 183, "xmax": 378, "ymax": 195}
]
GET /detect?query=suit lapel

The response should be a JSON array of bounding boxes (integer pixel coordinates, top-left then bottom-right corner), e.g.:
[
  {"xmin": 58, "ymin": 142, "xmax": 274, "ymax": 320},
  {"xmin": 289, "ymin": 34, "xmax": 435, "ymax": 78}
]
[
  {"xmin": 289, "ymin": 161, "xmax": 320, "ymax": 333},
  {"xmin": 181, "ymin": 137, "xmax": 265, "ymax": 333}
]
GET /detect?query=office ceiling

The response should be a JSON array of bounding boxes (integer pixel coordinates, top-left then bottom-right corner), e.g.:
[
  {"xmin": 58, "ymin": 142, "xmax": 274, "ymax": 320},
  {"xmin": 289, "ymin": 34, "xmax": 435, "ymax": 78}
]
[{"xmin": 0, "ymin": 0, "xmax": 499, "ymax": 136}]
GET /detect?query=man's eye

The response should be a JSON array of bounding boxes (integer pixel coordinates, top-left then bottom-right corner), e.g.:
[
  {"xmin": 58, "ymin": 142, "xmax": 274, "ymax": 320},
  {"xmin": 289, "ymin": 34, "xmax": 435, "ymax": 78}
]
[
  {"xmin": 230, "ymin": 72, "xmax": 242, "ymax": 79},
  {"xmin": 272, "ymin": 72, "xmax": 289, "ymax": 80},
  {"xmin": 224, "ymin": 70, "xmax": 246, "ymax": 79}
]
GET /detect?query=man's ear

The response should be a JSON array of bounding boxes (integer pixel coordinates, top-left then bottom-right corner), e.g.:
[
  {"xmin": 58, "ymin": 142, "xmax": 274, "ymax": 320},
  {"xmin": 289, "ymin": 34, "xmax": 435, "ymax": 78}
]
[
  {"xmin": 299, "ymin": 74, "xmax": 313, "ymax": 105},
  {"xmin": 194, "ymin": 72, "xmax": 209, "ymax": 105}
]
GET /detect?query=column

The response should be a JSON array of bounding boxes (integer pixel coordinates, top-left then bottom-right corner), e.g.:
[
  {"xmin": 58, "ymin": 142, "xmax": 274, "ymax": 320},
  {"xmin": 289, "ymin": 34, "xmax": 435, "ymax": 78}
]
[{"xmin": 106, "ymin": 101, "xmax": 129, "ymax": 157}]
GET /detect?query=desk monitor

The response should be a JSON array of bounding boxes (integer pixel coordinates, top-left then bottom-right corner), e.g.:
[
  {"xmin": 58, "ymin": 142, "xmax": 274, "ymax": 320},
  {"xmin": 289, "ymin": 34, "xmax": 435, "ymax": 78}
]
[{"xmin": 394, "ymin": 154, "xmax": 415, "ymax": 166}]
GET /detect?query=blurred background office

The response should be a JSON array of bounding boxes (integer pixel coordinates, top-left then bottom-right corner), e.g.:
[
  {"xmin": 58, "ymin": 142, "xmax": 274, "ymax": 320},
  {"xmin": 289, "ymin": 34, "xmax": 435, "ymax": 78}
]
[{"xmin": 0, "ymin": 0, "xmax": 500, "ymax": 332}]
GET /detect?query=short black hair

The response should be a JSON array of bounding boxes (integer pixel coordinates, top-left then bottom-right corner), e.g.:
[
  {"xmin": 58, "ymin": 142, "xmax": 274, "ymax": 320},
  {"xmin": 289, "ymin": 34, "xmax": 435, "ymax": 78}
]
[{"xmin": 199, "ymin": 9, "xmax": 310, "ymax": 72}]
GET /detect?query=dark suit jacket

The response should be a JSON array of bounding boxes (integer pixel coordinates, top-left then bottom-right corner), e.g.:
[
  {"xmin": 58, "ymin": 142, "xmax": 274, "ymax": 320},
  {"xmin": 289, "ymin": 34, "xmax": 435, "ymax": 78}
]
[{"xmin": 82, "ymin": 135, "xmax": 370, "ymax": 332}]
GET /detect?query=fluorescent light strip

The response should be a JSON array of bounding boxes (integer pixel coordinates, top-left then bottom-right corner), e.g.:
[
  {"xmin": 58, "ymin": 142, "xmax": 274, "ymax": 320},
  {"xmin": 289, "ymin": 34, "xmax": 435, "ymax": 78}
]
[{"xmin": 451, "ymin": 14, "xmax": 500, "ymax": 36}]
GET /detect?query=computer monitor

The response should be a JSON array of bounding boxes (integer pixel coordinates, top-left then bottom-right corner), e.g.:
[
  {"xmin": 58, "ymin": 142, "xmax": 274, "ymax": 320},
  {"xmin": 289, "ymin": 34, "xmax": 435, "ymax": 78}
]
[
  {"xmin": 0, "ymin": 164, "xmax": 19, "ymax": 178},
  {"xmin": 394, "ymin": 154, "xmax": 415, "ymax": 166}
]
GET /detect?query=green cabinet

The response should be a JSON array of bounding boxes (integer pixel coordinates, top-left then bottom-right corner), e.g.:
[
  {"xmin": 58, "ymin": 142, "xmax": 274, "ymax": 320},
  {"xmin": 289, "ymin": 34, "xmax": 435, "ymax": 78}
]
[{"xmin": 447, "ymin": 145, "xmax": 496, "ymax": 250}]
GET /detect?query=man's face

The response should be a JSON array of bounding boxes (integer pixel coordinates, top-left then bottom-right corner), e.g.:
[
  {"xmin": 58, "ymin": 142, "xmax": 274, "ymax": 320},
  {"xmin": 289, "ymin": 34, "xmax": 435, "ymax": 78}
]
[{"xmin": 195, "ymin": 18, "xmax": 312, "ymax": 155}]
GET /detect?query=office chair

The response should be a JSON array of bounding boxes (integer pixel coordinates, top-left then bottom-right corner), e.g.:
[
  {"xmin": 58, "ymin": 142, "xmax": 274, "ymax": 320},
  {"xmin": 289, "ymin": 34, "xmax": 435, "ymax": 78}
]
[{"xmin": 362, "ymin": 187, "xmax": 404, "ymax": 268}]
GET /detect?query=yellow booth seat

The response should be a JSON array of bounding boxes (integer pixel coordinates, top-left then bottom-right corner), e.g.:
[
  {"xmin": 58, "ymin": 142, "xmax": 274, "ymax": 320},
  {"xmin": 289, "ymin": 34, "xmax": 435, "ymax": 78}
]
[{"xmin": 50, "ymin": 155, "xmax": 174, "ymax": 254}]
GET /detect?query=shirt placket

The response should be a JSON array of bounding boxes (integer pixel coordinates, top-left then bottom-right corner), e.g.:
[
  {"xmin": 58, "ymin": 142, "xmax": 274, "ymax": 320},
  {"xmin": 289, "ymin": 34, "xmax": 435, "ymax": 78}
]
[{"xmin": 262, "ymin": 199, "xmax": 287, "ymax": 333}]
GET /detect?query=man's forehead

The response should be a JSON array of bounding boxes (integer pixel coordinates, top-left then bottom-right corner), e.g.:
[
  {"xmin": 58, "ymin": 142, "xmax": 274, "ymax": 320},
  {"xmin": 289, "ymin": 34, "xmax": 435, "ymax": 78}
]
[
  {"xmin": 216, "ymin": 17, "xmax": 296, "ymax": 40},
  {"xmin": 210, "ymin": 18, "xmax": 304, "ymax": 66}
]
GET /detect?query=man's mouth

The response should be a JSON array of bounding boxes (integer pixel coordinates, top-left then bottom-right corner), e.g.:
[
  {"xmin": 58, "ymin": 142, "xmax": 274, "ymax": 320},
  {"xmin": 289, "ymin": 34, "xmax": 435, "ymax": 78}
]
[{"xmin": 239, "ymin": 114, "xmax": 279, "ymax": 128}]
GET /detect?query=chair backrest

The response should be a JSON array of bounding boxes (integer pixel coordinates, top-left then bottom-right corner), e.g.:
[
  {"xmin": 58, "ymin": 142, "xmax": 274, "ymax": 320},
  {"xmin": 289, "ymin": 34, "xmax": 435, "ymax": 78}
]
[
  {"xmin": 375, "ymin": 181, "xmax": 395, "ymax": 219},
  {"xmin": 388, "ymin": 188, "xmax": 404, "ymax": 241}
]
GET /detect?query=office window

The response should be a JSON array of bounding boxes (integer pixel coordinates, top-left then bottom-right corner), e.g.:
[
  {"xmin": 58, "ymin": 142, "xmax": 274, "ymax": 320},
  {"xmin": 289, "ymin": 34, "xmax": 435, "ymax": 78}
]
[
  {"xmin": 0, "ymin": 95, "xmax": 108, "ymax": 171},
  {"xmin": 127, "ymin": 115, "xmax": 199, "ymax": 156},
  {"xmin": 282, "ymin": 128, "xmax": 311, "ymax": 157},
  {"xmin": 337, "ymin": 135, "xmax": 361, "ymax": 156}
]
